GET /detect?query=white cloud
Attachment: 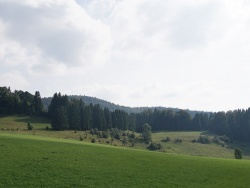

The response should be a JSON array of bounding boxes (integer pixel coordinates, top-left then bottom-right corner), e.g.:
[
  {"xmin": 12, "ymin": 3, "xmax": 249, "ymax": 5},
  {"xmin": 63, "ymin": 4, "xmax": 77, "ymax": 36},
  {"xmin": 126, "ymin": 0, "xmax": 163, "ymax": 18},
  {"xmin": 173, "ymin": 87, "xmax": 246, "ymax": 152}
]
[
  {"xmin": 1, "ymin": 0, "xmax": 250, "ymax": 111},
  {"xmin": 0, "ymin": 0, "xmax": 111, "ymax": 74},
  {"xmin": 0, "ymin": 71, "xmax": 30, "ymax": 90}
]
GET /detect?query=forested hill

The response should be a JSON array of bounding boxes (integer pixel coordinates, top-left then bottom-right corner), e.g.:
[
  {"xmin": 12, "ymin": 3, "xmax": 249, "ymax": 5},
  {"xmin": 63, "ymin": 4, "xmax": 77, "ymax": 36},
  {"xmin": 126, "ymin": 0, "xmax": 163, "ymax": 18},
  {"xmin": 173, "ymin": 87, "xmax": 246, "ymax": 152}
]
[{"xmin": 42, "ymin": 95, "xmax": 202, "ymax": 116}]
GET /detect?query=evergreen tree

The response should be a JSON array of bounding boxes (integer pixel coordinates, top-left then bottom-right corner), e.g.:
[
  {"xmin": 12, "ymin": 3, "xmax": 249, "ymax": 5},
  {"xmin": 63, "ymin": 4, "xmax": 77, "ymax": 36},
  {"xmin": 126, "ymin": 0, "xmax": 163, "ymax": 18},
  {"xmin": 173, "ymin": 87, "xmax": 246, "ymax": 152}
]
[
  {"xmin": 104, "ymin": 107, "xmax": 112, "ymax": 129},
  {"xmin": 68, "ymin": 99, "xmax": 81, "ymax": 130},
  {"xmin": 234, "ymin": 148, "xmax": 242, "ymax": 159},
  {"xmin": 142, "ymin": 123, "xmax": 152, "ymax": 144},
  {"xmin": 33, "ymin": 91, "xmax": 44, "ymax": 115}
]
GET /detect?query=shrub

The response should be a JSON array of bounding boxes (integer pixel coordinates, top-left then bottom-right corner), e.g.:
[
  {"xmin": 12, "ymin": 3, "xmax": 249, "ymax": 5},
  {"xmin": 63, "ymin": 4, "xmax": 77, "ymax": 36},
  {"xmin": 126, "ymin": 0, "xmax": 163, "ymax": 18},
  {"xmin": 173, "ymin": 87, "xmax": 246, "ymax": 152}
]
[
  {"xmin": 131, "ymin": 140, "xmax": 135, "ymax": 147},
  {"xmin": 162, "ymin": 137, "xmax": 171, "ymax": 142},
  {"xmin": 219, "ymin": 135, "xmax": 231, "ymax": 143},
  {"xmin": 27, "ymin": 122, "xmax": 33, "ymax": 130},
  {"xmin": 212, "ymin": 136, "xmax": 224, "ymax": 146},
  {"xmin": 102, "ymin": 131, "xmax": 109, "ymax": 139},
  {"xmin": 174, "ymin": 138, "xmax": 182, "ymax": 143},
  {"xmin": 114, "ymin": 133, "xmax": 121, "ymax": 140},
  {"xmin": 148, "ymin": 142, "xmax": 163, "ymax": 150},
  {"xmin": 197, "ymin": 136, "xmax": 210, "ymax": 144},
  {"xmin": 235, "ymin": 148, "xmax": 242, "ymax": 159},
  {"xmin": 212, "ymin": 136, "xmax": 219, "ymax": 144},
  {"xmin": 128, "ymin": 133, "xmax": 136, "ymax": 138},
  {"xmin": 98, "ymin": 131, "xmax": 103, "ymax": 138},
  {"xmin": 122, "ymin": 132, "xmax": 127, "ymax": 136},
  {"xmin": 122, "ymin": 137, "xmax": 128, "ymax": 145},
  {"xmin": 91, "ymin": 138, "xmax": 96, "ymax": 143},
  {"xmin": 191, "ymin": 139, "xmax": 197, "ymax": 143},
  {"xmin": 79, "ymin": 136, "xmax": 83, "ymax": 141},
  {"xmin": 45, "ymin": 126, "xmax": 49, "ymax": 131}
]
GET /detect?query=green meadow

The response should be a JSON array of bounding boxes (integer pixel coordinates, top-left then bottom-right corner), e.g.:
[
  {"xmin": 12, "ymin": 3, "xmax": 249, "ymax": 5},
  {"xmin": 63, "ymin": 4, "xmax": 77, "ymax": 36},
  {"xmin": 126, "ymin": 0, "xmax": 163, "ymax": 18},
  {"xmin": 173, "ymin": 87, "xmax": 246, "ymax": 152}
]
[
  {"xmin": 1, "ymin": 116, "xmax": 250, "ymax": 187},
  {"xmin": 1, "ymin": 133, "xmax": 250, "ymax": 187}
]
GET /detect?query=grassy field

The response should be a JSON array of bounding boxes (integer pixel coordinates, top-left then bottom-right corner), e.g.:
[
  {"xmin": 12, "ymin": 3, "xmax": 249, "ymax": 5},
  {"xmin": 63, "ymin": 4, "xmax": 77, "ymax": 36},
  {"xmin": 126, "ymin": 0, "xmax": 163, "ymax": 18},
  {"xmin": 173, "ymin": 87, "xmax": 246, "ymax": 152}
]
[
  {"xmin": 152, "ymin": 131, "xmax": 250, "ymax": 159},
  {"xmin": 1, "ymin": 116, "xmax": 250, "ymax": 159},
  {"xmin": 1, "ymin": 133, "xmax": 250, "ymax": 187},
  {"xmin": 0, "ymin": 115, "xmax": 51, "ymax": 130}
]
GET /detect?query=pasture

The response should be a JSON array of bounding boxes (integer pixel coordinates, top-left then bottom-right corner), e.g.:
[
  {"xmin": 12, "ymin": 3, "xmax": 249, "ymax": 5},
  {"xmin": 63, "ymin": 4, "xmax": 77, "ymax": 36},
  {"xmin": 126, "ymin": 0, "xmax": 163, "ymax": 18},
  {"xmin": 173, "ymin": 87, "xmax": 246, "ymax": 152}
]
[
  {"xmin": 1, "ymin": 133, "xmax": 250, "ymax": 187},
  {"xmin": 1, "ymin": 116, "xmax": 250, "ymax": 159}
]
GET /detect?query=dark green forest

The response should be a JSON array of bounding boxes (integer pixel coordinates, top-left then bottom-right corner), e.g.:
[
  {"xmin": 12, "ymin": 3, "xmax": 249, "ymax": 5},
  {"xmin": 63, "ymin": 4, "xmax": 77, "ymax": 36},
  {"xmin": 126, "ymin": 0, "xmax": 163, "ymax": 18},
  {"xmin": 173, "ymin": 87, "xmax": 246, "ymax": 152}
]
[
  {"xmin": 1, "ymin": 86, "xmax": 250, "ymax": 142},
  {"xmin": 42, "ymin": 95, "xmax": 200, "ymax": 115},
  {"xmin": 0, "ymin": 87, "xmax": 43, "ymax": 116}
]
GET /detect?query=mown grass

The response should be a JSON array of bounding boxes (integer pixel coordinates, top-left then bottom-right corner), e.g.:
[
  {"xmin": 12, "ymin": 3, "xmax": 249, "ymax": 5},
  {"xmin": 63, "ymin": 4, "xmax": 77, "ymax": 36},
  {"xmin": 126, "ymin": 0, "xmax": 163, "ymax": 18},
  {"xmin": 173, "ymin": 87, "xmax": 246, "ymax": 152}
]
[{"xmin": 1, "ymin": 133, "xmax": 250, "ymax": 187}]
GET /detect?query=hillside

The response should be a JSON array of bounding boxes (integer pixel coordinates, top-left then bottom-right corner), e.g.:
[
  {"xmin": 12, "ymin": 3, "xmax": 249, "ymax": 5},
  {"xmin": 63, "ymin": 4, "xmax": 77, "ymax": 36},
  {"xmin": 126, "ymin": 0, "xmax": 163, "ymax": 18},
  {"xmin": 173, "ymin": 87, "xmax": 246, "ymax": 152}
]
[
  {"xmin": 1, "ymin": 116, "xmax": 249, "ymax": 159},
  {"xmin": 42, "ymin": 95, "xmax": 203, "ymax": 116},
  {"xmin": 1, "ymin": 132, "xmax": 250, "ymax": 187}
]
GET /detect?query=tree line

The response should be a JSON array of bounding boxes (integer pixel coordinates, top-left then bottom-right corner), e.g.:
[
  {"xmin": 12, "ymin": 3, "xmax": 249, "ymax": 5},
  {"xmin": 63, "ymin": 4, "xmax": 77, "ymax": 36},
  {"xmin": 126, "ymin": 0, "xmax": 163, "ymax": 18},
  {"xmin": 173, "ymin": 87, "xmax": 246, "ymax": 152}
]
[
  {"xmin": 2, "ymin": 87, "xmax": 250, "ymax": 142},
  {"xmin": 48, "ymin": 93, "xmax": 136, "ymax": 131},
  {"xmin": 0, "ymin": 86, "xmax": 43, "ymax": 115}
]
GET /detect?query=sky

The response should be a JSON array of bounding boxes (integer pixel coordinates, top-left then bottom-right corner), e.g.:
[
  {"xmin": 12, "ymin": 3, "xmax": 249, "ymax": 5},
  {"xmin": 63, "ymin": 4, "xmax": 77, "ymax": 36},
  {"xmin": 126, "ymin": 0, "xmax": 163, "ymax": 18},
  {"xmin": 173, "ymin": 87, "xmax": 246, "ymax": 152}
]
[{"xmin": 0, "ymin": 0, "xmax": 250, "ymax": 112}]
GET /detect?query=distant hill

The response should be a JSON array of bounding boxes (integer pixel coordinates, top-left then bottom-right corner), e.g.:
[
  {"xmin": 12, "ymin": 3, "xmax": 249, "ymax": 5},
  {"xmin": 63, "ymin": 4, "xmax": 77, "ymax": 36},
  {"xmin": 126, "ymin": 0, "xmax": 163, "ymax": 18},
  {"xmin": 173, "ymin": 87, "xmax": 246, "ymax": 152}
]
[{"xmin": 42, "ymin": 95, "xmax": 205, "ymax": 116}]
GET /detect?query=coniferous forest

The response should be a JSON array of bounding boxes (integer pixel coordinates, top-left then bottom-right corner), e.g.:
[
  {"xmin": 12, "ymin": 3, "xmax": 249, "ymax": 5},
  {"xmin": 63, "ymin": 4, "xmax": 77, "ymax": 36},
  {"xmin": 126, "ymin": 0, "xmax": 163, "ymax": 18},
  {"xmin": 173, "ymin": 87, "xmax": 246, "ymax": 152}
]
[{"xmin": 1, "ymin": 86, "xmax": 250, "ymax": 142}]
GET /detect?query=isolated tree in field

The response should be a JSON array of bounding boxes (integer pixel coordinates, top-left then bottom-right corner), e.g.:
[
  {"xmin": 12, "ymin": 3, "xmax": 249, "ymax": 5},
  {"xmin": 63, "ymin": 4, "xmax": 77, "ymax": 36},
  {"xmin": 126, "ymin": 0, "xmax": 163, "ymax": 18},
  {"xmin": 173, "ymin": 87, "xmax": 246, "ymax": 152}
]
[
  {"xmin": 234, "ymin": 148, "xmax": 242, "ymax": 159},
  {"xmin": 27, "ymin": 122, "xmax": 33, "ymax": 130},
  {"xmin": 142, "ymin": 123, "xmax": 152, "ymax": 143}
]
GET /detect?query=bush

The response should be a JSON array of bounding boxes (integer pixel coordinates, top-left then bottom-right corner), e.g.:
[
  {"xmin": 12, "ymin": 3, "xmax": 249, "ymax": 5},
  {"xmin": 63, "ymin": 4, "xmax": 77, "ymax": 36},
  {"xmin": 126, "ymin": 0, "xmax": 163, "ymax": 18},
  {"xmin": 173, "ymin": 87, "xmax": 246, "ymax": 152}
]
[
  {"xmin": 79, "ymin": 136, "xmax": 83, "ymax": 141},
  {"xmin": 128, "ymin": 133, "xmax": 136, "ymax": 138},
  {"xmin": 131, "ymin": 140, "xmax": 135, "ymax": 147},
  {"xmin": 27, "ymin": 122, "xmax": 33, "ymax": 130},
  {"xmin": 98, "ymin": 131, "xmax": 103, "ymax": 138},
  {"xmin": 162, "ymin": 137, "xmax": 171, "ymax": 142},
  {"xmin": 45, "ymin": 126, "xmax": 49, "ymax": 131},
  {"xmin": 212, "ymin": 136, "xmax": 224, "ymax": 146},
  {"xmin": 102, "ymin": 131, "xmax": 109, "ymax": 139},
  {"xmin": 197, "ymin": 136, "xmax": 210, "ymax": 144},
  {"xmin": 191, "ymin": 139, "xmax": 197, "ymax": 143},
  {"xmin": 235, "ymin": 148, "xmax": 242, "ymax": 159},
  {"xmin": 219, "ymin": 135, "xmax": 231, "ymax": 143},
  {"xmin": 122, "ymin": 132, "xmax": 127, "ymax": 136},
  {"xmin": 122, "ymin": 137, "xmax": 128, "ymax": 145},
  {"xmin": 91, "ymin": 138, "xmax": 96, "ymax": 143},
  {"xmin": 148, "ymin": 142, "xmax": 163, "ymax": 150},
  {"xmin": 174, "ymin": 138, "xmax": 182, "ymax": 143},
  {"xmin": 114, "ymin": 133, "xmax": 121, "ymax": 140}
]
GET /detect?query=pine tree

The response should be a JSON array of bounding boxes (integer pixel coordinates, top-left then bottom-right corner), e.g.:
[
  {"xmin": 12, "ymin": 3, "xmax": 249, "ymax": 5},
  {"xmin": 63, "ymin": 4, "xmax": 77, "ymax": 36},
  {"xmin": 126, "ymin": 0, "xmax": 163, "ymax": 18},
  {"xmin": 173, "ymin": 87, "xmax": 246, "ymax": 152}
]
[{"xmin": 33, "ymin": 91, "xmax": 44, "ymax": 115}]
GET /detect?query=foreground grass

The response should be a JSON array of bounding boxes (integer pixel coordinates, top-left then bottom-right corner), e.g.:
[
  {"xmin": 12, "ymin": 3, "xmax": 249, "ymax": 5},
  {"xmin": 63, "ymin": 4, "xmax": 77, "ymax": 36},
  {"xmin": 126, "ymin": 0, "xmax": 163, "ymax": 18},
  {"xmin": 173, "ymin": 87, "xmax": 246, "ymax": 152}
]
[{"xmin": 1, "ymin": 133, "xmax": 250, "ymax": 187}]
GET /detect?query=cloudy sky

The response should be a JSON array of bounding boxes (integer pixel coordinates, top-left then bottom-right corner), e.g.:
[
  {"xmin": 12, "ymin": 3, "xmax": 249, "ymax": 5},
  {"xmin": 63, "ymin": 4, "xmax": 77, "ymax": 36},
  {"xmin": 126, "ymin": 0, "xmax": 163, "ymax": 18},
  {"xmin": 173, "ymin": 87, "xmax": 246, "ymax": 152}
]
[{"xmin": 0, "ymin": 0, "xmax": 250, "ymax": 112}]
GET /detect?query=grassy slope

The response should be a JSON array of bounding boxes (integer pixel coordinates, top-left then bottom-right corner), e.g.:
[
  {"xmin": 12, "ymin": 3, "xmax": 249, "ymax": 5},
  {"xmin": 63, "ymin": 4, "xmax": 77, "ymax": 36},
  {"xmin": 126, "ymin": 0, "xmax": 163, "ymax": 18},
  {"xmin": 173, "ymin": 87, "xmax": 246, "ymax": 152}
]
[
  {"xmin": 1, "ymin": 116, "xmax": 250, "ymax": 159},
  {"xmin": 0, "ymin": 115, "xmax": 51, "ymax": 130},
  {"xmin": 152, "ymin": 131, "xmax": 250, "ymax": 159},
  {"xmin": 1, "ymin": 133, "xmax": 250, "ymax": 188}
]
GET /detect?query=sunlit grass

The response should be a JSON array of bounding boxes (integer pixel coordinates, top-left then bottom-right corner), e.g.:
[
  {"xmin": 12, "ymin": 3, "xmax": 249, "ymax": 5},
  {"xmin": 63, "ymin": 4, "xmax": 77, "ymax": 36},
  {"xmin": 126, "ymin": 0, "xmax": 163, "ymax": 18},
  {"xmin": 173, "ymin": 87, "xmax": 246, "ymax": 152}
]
[
  {"xmin": 1, "ymin": 133, "xmax": 250, "ymax": 187},
  {"xmin": 1, "ymin": 116, "xmax": 250, "ymax": 159}
]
